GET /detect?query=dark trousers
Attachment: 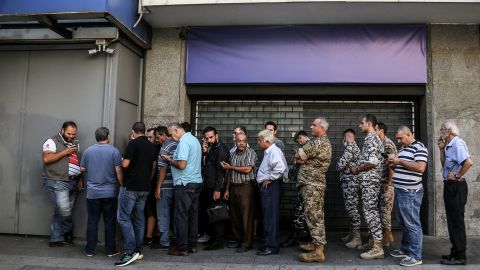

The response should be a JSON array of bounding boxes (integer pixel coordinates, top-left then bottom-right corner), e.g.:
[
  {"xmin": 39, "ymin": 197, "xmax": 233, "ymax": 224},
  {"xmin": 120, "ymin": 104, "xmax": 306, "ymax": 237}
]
[
  {"xmin": 174, "ymin": 183, "xmax": 202, "ymax": 252},
  {"xmin": 444, "ymin": 181, "xmax": 468, "ymax": 260},
  {"xmin": 259, "ymin": 180, "xmax": 280, "ymax": 252},
  {"xmin": 199, "ymin": 187, "xmax": 225, "ymax": 242},
  {"xmin": 230, "ymin": 181, "xmax": 254, "ymax": 248},
  {"xmin": 85, "ymin": 197, "xmax": 117, "ymax": 253}
]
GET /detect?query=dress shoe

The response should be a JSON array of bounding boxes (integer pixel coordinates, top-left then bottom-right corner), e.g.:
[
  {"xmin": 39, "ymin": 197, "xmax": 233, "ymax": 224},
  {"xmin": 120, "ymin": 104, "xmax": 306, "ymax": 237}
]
[
  {"xmin": 168, "ymin": 248, "xmax": 188, "ymax": 256},
  {"xmin": 441, "ymin": 257, "xmax": 466, "ymax": 265},
  {"xmin": 236, "ymin": 246, "xmax": 250, "ymax": 253},
  {"xmin": 441, "ymin": 254, "xmax": 453, "ymax": 260},
  {"xmin": 227, "ymin": 241, "xmax": 241, "ymax": 248},
  {"xmin": 257, "ymin": 249, "xmax": 278, "ymax": 256},
  {"xmin": 203, "ymin": 241, "xmax": 224, "ymax": 250}
]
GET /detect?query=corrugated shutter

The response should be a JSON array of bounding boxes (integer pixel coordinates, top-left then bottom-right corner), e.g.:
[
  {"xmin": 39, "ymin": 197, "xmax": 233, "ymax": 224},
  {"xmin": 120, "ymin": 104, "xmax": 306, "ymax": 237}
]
[{"xmin": 195, "ymin": 100, "xmax": 415, "ymax": 229}]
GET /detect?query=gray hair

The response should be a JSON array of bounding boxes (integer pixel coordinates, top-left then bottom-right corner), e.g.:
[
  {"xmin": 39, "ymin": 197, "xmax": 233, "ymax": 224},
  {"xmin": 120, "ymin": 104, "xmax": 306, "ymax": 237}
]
[
  {"xmin": 258, "ymin": 129, "xmax": 275, "ymax": 144},
  {"xmin": 443, "ymin": 119, "xmax": 460, "ymax": 136},
  {"xmin": 397, "ymin": 126, "xmax": 413, "ymax": 136},
  {"xmin": 95, "ymin": 127, "xmax": 109, "ymax": 142},
  {"xmin": 315, "ymin": 117, "xmax": 329, "ymax": 131},
  {"xmin": 167, "ymin": 123, "xmax": 183, "ymax": 130}
]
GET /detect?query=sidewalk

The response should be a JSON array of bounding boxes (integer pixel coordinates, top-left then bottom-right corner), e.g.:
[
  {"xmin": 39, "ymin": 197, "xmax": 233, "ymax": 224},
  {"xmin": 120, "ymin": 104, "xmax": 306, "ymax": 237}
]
[{"xmin": 1, "ymin": 232, "xmax": 478, "ymax": 270}]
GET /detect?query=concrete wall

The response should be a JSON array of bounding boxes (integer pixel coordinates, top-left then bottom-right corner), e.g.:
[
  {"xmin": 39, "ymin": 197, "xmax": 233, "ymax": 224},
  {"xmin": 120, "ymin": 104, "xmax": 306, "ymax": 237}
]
[
  {"xmin": 429, "ymin": 24, "xmax": 480, "ymax": 236},
  {"xmin": 143, "ymin": 28, "xmax": 190, "ymax": 128}
]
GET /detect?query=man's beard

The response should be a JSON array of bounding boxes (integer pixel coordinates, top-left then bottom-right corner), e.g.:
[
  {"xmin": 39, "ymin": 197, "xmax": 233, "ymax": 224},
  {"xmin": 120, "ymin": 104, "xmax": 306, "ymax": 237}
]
[{"xmin": 61, "ymin": 133, "xmax": 73, "ymax": 143}]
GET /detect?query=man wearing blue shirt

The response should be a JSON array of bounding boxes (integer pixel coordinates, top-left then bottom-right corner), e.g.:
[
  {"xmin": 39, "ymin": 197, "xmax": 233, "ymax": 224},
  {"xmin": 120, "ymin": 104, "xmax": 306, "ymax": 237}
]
[
  {"xmin": 438, "ymin": 120, "xmax": 473, "ymax": 265},
  {"xmin": 164, "ymin": 123, "xmax": 203, "ymax": 256},
  {"xmin": 80, "ymin": 127, "xmax": 122, "ymax": 258}
]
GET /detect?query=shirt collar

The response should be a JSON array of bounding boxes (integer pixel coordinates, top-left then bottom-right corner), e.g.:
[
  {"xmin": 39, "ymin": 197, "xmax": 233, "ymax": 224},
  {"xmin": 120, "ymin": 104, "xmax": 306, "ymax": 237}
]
[
  {"xmin": 446, "ymin": 136, "xmax": 458, "ymax": 148},
  {"xmin": 265, "ymin": 143, "xmax": 277, "ymax": 154}
]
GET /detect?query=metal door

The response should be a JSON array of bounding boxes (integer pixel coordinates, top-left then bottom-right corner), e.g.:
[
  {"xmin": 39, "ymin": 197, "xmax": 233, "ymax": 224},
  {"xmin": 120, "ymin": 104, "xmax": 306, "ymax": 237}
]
[{"xmin": 194, "ymin": 100, "xmax": 415, "ymax": 228}]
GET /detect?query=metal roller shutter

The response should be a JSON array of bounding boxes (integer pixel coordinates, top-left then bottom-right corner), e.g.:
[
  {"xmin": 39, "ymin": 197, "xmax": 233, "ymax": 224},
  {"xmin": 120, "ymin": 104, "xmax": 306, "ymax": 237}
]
[{"xmin": 194, "ymin": 100, "xmax": 415, "ymax": 229}]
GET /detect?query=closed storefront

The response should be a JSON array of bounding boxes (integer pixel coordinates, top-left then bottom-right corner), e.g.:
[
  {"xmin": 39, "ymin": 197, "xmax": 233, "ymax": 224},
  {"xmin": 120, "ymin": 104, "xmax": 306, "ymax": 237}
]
[{"xmin": 193, "ymin": 98, "xmax": 416, "ymax": 229}]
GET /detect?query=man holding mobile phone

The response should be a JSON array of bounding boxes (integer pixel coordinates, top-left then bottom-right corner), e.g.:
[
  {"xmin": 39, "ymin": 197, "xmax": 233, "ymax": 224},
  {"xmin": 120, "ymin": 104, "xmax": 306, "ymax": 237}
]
[{"xmin": 42, "ymin": 121, "xmax": 82, "ymax": 247}]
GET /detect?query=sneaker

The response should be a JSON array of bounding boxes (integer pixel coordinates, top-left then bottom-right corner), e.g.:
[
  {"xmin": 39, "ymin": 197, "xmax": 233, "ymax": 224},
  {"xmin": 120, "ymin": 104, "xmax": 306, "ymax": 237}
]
[
  {"xmin": 84, "ymin": 251, "xmax": 95, "ymax": 257},
  {"xmin": 198, "ymin": 233, "xmax": 210, "ymax": 243},
  {"xmin": 390, "ymin": 249, "xmax": 408, "ymax": 258},
  {"xmin": 115, "ymin": 252, "xmax": 139, "ymax": 267},
  {"xmin": 135, "ymin": 248, "xmax": 144, "ymax": 260},
  {"xmin": 400, "ymin": 256, "xmax": 423, "ymax": 267},
  {"xmin": 49, "ymin": 241, "xmax": 73, "ymax": 247},
  {"xmin": 107, "ymin": 250, "xmax": 120, "ymax": 257}
]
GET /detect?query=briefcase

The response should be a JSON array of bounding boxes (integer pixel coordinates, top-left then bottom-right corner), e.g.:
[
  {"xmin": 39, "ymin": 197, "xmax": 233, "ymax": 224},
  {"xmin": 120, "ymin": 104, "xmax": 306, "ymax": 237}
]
[{"xmin": 206, "ymin": 201, "xmax": 230, "ymax": 224}]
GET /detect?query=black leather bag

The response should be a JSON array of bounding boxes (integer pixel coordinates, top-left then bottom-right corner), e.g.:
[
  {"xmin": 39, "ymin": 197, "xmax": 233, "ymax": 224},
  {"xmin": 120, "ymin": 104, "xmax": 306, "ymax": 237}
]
[{"xmin": 206, "ymin": 201, "xmax": 230, "ymax": 224}]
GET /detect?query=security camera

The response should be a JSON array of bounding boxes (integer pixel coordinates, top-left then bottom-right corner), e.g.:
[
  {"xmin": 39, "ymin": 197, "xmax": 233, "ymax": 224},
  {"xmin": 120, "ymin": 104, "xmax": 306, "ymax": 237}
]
[
  {"xmin": 105, "ymin": 48, "xmax": 115, "ymax": 54},
  {"xmin": 88, "ymin": 49, "xmax": 98, "ymax": 56}
]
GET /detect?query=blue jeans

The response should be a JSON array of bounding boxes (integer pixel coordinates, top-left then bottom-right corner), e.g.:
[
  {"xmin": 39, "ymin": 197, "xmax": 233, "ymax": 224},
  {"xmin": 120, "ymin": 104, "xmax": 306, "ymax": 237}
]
[
  {"xmin": 156, "ymin": 188, "xmax": 174, "ymax": 246},
  {"xmin": 259, "ymin": 180, "xmax": 280, "ymax": 252},
  {"xmin": 395, "ymin": 187, "xmax": 424, "ymax": 260},
  {"xmin": 85, "ymin": 197, "xmax": 117, "ymax": 253},
  {"xmin": 117, "ymin": 187, "xmax": 149, "ymax": 254},
  {"xmin": 43, "ymin": 179, "xmax": 78, "ymax": 242}
]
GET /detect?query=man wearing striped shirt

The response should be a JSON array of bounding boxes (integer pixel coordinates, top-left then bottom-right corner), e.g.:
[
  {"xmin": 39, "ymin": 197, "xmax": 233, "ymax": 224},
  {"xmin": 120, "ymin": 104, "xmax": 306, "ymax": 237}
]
[
  {"xmin": 388, "ymin": 126, "xmax": 427, "ymax": 267},
  {"xmin": 222, "ymin": 132, "xmax": 257, "ymax": 253}
]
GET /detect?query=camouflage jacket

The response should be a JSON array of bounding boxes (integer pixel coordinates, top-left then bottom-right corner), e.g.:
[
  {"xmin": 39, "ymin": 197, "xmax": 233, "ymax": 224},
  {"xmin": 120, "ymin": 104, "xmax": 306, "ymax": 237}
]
[
  {"xmin": 297, "ymin": 135, "xmax": 332, "ymax": 187},
  {"xmin": 337, "ymin": 141, "xmax": 361, "ymax": 179},
  {"xmin": 359, "ymin": 131, "xmax": 384, "ymax": 178},
  {"xmin": 380, "ymin": 136, "xmax": 398, "ymax": 180}
]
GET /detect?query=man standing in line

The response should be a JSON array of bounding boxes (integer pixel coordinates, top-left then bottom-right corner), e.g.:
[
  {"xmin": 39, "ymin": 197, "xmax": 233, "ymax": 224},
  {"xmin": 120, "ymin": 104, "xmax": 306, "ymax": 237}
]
[
  {"xmin": 388, "ymin": 126, "xmax": 428, "ymax": 267},
  {"xmin": 164, "ymin": 123, "xmax": 203, "ymax": 256},
  {"xmin": 295, "ymin": 117, "xmax": 332, "ymax": 263},
  {"xmin": 152, "ymin": 126, "xmax": 176, "ymax": 250},
  {"xmin": 438, "ymin": 120, "xmax": 473, "ymax": 265},
  {"xmin": 375, "ymin": 122, "xmax": 398, "ymax": 247},
  {"xmin": 144, "ymin": 127, "xmax": 161, "ymax": 246},
  {"xmin": 115, "ymin": 122, "xmax": 157, "ymax": 267},
  {"xmin": 281, "ymin": 130, "xmax": 310, "ymax": 248},
  {"xmin": 265, "ymin": 121, "xmax": 285, "ymax": 152},
  {"xmin": 42, "ymin": 121, "xmax": 82, "ymax": 247},
  {"xmin": 221, "ymin": 132, "xmax": 257, "ymax": 253},
  {"xmin": 351, "ymin": 114, "xmax": 384, "ymax": 260},
  {"xmin": 256, "ymin": 129, "xmax": 288, "ymax": 256},
  {"xmin": 200, "ymin": 127, "xmax": 230, "ymax": 250},
  {"xmin": 337, "ymin": 129, "xmax": 362, "ymax": 249},
  {"xmin": 80, "ymin": 127, "xmax": 122, "ymax": 257}
]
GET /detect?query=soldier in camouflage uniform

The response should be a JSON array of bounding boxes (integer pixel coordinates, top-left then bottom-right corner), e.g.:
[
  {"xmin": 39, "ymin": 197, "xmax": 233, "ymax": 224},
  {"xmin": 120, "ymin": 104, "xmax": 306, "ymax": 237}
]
[
  {"xmin": 375, "ymin": 123, "xmax": 398, "ymax": 247},
  {"xmin": 351, "ymin": 114, "xmax": 385, "ymax": 260},
  {"xmin": 295, "ymin": 117, "xmax": 332, "ymax": 263},
  {"xmin": 337, "ymin": 129, "xmax": 362, "ymax": 249},
  {"xmin": 281, "ymin": 131, "xmax": 310, "ymax": 248}
]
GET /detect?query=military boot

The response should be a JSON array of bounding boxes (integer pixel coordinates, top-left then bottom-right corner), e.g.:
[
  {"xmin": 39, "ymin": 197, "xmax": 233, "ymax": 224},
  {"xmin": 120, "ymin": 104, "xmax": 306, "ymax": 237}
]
[
  {"xmin": 341, "ymin": 228, "xmax": 352, "ymax": 243},
  {"xmin": 357, "ymin": 237, "xmax": 373, "ymax": 251},
  {"xmin": 360, "ymin": 240, "xmax": 384, "ymax": 260},
  {"xmin": 299, "ymin": 244, "xmax": 326, "ymax": 263},
  {"xmin": 299, "ymin": 242, "xmax": 314, "ymax": 252},
  {"xmin": 345, "ymin": 230, "xmax": 362, "ymax": 249},
  {"xmin": 383, "ymin": 229, "xmax": 394, "ymax": 247}
]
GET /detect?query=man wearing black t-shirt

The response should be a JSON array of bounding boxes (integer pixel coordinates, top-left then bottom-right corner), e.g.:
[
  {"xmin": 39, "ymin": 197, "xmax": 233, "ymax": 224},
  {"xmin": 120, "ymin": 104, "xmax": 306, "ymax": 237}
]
[{"xmin": 115, "ymin": 122, "xmax": 157, "ymax": 267}]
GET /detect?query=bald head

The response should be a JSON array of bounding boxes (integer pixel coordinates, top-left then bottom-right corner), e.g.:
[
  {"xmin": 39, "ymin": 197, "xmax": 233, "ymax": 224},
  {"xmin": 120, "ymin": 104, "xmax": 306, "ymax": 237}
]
[{"xmin": 396, "ymin": 126, "xmax": 414, "ymax": 146}]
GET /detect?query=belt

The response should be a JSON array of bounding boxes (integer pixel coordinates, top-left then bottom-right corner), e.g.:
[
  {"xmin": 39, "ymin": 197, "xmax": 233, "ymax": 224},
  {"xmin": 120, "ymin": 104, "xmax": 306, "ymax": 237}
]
[{"xmin": 445, "ymin": 178, "xmax": 466, "ymax": 183}]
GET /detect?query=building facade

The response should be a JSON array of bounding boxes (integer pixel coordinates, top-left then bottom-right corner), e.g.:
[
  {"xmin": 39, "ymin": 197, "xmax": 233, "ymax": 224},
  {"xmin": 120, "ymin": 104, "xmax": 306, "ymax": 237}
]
[{"xmin": 0, "ymin": 0, "xmax": 479, "ymax": 237}]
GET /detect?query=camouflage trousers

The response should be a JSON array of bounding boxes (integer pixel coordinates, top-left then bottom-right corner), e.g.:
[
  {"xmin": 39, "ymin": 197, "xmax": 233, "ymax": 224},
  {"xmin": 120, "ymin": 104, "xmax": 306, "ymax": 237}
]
[
  {"xmin": 340, "ymin": 176, "xmax": 362, "ymax": 230},
  {"xmin": 300, "ymin": 184, "xmax": 326, "ymax": 245},
  {"xmin": 379, "ymin": 182, "xmax": 395, "ymax": 230},
  {"xmin": 359, "ymin": 174, "xmax": 383, "ymax": 241},
  {"xmin": 292, "ymin": 192, "xmax": 308, "ymax": 231}
]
